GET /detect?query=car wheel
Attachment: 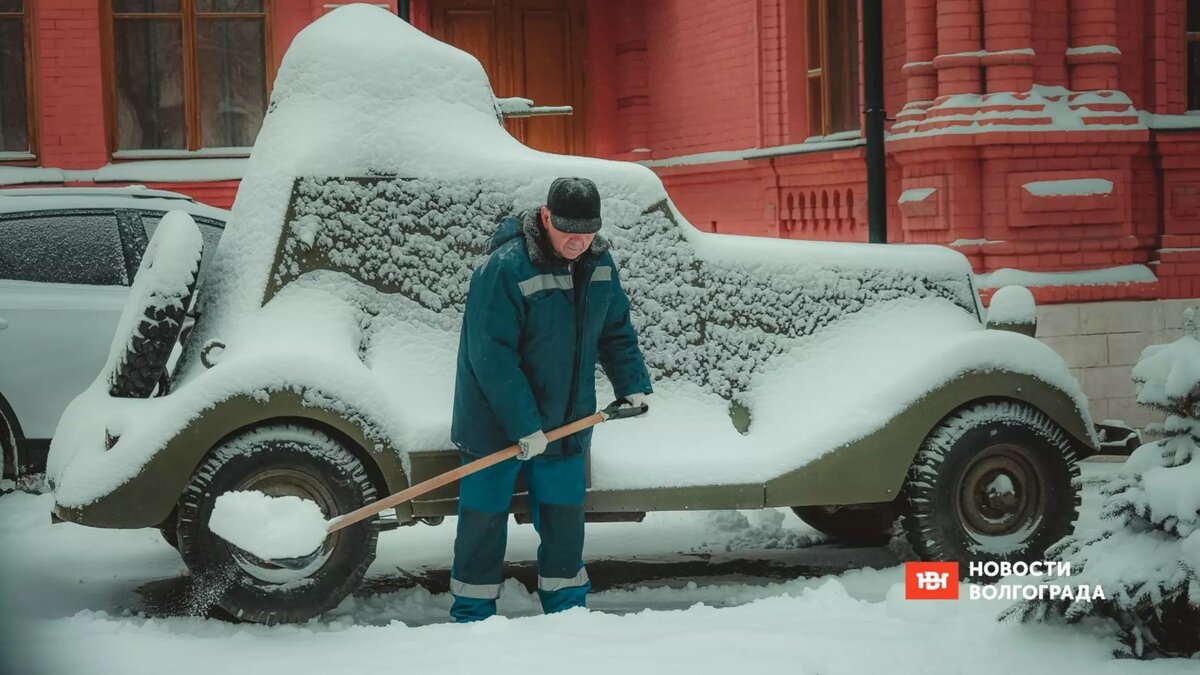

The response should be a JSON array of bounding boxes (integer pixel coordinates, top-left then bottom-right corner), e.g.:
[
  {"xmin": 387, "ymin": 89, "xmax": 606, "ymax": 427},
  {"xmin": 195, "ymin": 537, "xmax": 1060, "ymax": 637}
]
[
  {"xmin": 792, "ymin": 502, "xmax": 897, "ymax": 545},
  {"xmin": 176, "ymin": 425, "xmax": 379, "ymax": 624},
  {"xmin": 900, "ymin": 401, "xmax": 1080, "ymax": 568},
  {"xmin": 108, "ymin": 213, "xmax": 203, "ymax": 398},
  {"xmin": 159, "ymin": 510, "xmax": 179, "ymax": 550},
  {"xmin": 0, "ymin": 407, "xmax": 17, "ymax": 482}
]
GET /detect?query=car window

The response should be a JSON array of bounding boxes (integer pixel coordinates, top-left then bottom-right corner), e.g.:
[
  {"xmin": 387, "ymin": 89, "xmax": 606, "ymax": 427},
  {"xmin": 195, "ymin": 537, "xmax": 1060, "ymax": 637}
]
[
  {"xmin": 0, "ymin": 211, "xmax": 129, "ymax": 285},
  {"xmin": 141, "ymin": 212, "xmax": 224, "ymax": 287}
]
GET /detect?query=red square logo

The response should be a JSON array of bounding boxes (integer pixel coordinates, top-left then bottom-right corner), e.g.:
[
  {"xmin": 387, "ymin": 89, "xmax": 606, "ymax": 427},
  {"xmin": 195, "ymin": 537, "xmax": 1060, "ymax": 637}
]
[{"xmin": 905, "ymin": 562, "xmax": 959, "ymax": 600}]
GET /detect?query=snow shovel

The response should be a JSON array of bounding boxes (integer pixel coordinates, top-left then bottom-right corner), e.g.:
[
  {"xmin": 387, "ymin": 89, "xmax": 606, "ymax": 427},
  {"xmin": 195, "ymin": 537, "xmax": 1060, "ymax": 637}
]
[{"xmin": 236, "ymin": 399, "xmax": 648, "ymax": 570}]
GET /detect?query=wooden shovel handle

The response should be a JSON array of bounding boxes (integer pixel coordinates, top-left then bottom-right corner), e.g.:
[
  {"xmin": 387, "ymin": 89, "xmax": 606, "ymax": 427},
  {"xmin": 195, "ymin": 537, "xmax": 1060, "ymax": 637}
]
[{"xmin": 327, "ymin": 412, "xmax": 605, "ymax": 534}]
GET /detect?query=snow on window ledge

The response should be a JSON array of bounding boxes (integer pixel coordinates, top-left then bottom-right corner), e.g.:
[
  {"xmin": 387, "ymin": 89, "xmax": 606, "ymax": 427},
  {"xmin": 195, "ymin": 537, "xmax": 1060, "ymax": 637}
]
[
  {"xmin": 0, "ymin": 166, "xmax": 66, "ymax": 186},
  {"xmin": 898, "ymin": 187, "xmax": 937, "ymax": 203},
  {"xmin": 93, "ymin": 159, "xmax": 248, "ymax": 183},
  {"xmin": 1065, "ymin": 45, "xmax": 1121, "ymax": 55},
  {"xmin": 898, "ymin": 187, "xmax": 939, "ymax": 217},
  {"xmin": 1022, "ymin": 178, "xmax": 1113, "ymax": 197},
  {"xmin": 112, "ymin": 148, "xmax": 252, "ymax": 161},
  {"xmin": 0, "ymin": 151, "xmax": 36, "ymax": 162}
]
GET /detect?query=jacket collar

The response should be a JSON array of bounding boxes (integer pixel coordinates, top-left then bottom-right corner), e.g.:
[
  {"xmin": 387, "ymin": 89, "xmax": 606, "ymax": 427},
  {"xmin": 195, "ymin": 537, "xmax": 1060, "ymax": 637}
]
[{"xmin": 520, "ymin": 208, "xmax": 609, "ymax": 269}]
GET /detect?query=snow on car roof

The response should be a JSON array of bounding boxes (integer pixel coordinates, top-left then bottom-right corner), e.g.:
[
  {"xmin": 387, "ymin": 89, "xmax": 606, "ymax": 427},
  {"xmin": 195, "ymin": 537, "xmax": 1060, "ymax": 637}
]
[{"xmin": 0, "ymin": 186, "xmax": 230, "ymax": 221}]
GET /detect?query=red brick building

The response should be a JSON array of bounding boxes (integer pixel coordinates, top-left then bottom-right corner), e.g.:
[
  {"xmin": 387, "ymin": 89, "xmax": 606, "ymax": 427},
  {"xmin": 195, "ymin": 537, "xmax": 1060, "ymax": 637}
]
[{"xmin": 2, "ymin": 0, "xmax": 1198, "ymax": 305}]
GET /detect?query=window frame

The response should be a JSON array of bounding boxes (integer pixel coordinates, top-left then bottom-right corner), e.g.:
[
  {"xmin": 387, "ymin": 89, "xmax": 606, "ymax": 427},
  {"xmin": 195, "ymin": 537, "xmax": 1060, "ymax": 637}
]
[
  {"xmin": 804, "ymin": 0, "xmax": 860, "ymax": 137},
  {"xmin": 0, "ymin": 0, "xmax": 38, "ymax": 162},
  {"xmin": 1189, "ymin": 0, "xmax": 1199, "ymax": 111},
  {"xmin": 101, "ymin": 0, "xmax": 276, "ymax": 157}
]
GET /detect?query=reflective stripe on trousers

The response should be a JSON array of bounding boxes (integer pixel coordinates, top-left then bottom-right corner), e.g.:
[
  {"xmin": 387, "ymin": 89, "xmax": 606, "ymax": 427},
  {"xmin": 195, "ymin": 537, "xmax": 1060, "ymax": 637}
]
[
  {"xmin": 450, "ymin": 578, "xmax": 503, "ymax": 600},
  {"xmin": 538, "ymin": 566, "xmax": 590, "ymax": 593}
]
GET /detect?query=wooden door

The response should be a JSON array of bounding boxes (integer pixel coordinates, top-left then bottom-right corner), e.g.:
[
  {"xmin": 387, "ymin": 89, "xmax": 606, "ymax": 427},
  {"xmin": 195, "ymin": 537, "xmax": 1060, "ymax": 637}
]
[{"xmin": 429, "ymin": 0, "xmax": 586, "ymax": 155}]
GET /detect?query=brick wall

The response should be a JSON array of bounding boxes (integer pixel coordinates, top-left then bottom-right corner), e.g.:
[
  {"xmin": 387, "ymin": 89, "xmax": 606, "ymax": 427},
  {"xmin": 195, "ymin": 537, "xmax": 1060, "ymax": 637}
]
[
  {"xmin": 658, "ymin": 162, "xmax": 778, "ymax": 236},
  {"xmin": 34, "ymin": 0, "xmax": 108, "ymax": 169},
  {"xmin": 1036, "ymin": 299, "xmax": 1199, "ymax": 429},
  {"xmin": 641, "ymin": 0, "xmax": 761, "ymax": 157}
]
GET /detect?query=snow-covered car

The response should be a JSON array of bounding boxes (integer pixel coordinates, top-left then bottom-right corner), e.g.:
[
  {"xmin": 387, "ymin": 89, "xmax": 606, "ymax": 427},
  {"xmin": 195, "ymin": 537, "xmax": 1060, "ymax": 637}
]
[
  {"xmin": 0, "ymin": 186, "xmax": 227, "ymax": 484},
  {"xmin": 47, "ymin": 6, "xmax": 1098, "ymax": 624}
]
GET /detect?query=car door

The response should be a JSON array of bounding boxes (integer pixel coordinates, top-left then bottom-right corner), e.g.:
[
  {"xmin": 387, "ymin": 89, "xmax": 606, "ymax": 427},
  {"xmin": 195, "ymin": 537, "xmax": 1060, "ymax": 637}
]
[{"xmin": 0, "ymin": 210, "xmax": 138, "ymax": 443}]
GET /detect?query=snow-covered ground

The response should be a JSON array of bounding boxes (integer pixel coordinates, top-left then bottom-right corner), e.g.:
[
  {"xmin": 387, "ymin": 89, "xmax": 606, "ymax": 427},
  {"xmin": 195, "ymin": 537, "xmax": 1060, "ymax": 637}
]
[{"xmin": 0, "ymin": 460, "xmax": 1192, "ymax": 674}]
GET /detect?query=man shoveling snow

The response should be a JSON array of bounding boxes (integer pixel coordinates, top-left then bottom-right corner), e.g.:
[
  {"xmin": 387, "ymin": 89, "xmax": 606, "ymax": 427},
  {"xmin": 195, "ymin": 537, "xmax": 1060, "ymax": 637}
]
[{"xmin": 448, "ymin": 177, "xmax": 654, "ymax": 622}]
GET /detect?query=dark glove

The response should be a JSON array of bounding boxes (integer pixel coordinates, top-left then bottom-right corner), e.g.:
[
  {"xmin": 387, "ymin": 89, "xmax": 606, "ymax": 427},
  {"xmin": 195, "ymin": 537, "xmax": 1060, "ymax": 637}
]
[{"xmin": 606, "ymin": 393, "xmax": 650, "ymax": 419}]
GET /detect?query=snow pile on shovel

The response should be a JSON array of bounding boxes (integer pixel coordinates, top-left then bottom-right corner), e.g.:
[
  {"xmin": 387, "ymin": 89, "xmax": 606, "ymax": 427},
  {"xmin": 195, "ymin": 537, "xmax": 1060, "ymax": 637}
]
[{"xmin": 208, "ymin": 491, "xmax": 329, "ymax": 560}]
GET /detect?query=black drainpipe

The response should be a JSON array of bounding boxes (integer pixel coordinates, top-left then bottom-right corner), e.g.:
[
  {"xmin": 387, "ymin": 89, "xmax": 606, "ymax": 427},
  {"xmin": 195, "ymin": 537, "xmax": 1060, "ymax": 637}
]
[
  {"xmin": 398, "ymin": 0, "xmax": 411, "ymax": 22},
  {"xmin": 862, "ymin": 0, "xmax": 887, "ymax": 243}
]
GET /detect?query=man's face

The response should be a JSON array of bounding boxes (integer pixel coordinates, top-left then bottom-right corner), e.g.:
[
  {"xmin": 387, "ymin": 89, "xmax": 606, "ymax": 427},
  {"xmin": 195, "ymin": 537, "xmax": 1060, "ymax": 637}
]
[{"xmin": 541, "ymin": 207, "xmax": 595, "ymax": 260}]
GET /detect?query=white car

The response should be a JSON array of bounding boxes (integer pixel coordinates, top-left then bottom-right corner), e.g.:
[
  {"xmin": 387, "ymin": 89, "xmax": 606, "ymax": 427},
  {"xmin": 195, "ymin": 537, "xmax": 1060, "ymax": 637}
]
[{"xmin": 0, "ymin": 187, "xmax": 228, "ymax": 482}]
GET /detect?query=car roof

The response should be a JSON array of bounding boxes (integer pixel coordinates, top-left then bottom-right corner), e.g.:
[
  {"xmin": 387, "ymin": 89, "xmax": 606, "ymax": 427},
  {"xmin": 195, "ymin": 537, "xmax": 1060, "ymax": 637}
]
[{"xmin": 0, "ymin": 186, "xmax": 230, "ymax": 222}]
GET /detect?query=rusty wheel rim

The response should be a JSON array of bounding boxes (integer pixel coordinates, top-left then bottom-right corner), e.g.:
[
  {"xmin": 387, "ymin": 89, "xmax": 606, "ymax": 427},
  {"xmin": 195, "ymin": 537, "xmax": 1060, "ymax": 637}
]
[{"xmin": 956, "ymin": 443, "xmax": 1043, "ymax": 538}]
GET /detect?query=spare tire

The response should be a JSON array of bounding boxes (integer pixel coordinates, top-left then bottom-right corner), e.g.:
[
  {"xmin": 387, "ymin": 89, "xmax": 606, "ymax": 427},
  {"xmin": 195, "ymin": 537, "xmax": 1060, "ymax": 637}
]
[{"xmin": 107, "ymin": 211, "xmax": 203, "ymax": 398}]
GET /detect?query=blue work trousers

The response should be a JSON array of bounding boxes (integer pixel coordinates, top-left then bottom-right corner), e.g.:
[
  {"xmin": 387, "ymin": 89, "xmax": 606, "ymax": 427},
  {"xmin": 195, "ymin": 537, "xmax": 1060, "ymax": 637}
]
[{"xmin": 450, "ymin": 452, "xmax": 590, "ymax": 622}]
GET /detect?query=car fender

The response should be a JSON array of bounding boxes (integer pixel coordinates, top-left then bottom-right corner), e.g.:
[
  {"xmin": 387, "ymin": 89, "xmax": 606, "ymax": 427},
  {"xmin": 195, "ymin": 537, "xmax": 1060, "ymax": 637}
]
[
  {"xmin": 763, "ymin": 370, "xmax": 1098, "ymax": 508},
  {"xmin": 53, "ymin": 388, "xmax": 410, "ymax": 529}
]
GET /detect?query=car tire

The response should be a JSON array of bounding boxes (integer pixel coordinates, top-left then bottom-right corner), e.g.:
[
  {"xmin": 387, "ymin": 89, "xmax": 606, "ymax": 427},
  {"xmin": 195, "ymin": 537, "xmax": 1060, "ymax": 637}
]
[
  {"xmin": 900, "ymin": 400, "xmax": 1080, "ymax": 569},
  {"xmin": 0, "ymin": 407, "xmax": 17, "ymax": 482},
  {"xmin": 792, "ymin": 503, "xmax": 897, "ymax": 545},
  {"xmin": 108, "ymin": 214, "xmax": 203, "ymax": 398},
  {"xmin": 159, "ymin": 510, "xmax": 179, "ymax": 550},
  {"xmin": 175, "ymin": 425, "xmax": 379, "ymax": 624}
]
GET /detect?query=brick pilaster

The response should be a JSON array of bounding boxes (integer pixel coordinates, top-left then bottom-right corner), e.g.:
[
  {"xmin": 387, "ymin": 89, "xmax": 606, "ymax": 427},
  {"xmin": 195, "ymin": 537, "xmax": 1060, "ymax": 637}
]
[
  {"xmin": 982, "ymin": 0, "xmax": 1034, "ymax": 92},
  {"xmin": 933, "ymin": 0, "xmax": 983, "ymax": 96},
  {"xmin": 35, "ymin": 0, "xmax": 109, "ymax": 169},
  {"xmin": 1067, "ymin": 0, "xmax": 1120, "ymax": 91}
]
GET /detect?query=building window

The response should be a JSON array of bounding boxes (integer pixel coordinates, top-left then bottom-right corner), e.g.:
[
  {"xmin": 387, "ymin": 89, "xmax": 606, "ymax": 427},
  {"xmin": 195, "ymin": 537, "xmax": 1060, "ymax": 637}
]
[
  {"xmin": 108, "ymin": 0, "xmax": 270, "ymax": 152},
  {"xmin": 0, "ymin": 0, "xmax": 31, "ymax": 155},
  {"xmin": 1189, "ymin": 0, "xmax": 1199, "ymax": 110},
  {"xmin": 805, "ymin": 0, "xmax": 859, "ymax": 136}
]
